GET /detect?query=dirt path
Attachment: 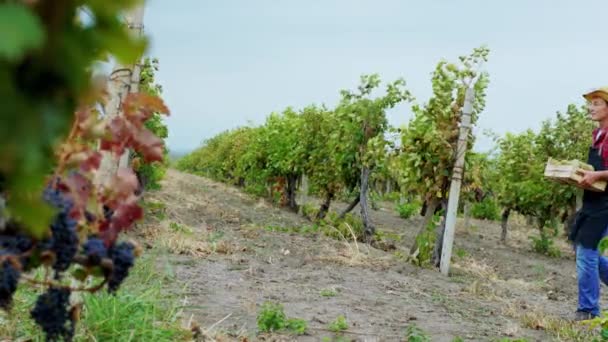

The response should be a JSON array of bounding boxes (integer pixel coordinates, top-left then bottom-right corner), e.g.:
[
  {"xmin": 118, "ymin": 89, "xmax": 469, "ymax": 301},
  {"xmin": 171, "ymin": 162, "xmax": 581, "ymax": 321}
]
[{"xmin": 138, "ymin": 170, "xmax": 603, "ymax": 341}]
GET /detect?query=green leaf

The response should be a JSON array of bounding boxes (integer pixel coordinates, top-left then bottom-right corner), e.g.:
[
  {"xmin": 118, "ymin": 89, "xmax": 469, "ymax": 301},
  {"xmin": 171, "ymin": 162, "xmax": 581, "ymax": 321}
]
[
  {"xmin": 0, "ymin": 4, "xmax": 44, "ymax": 60},
  {"xmin": 599, "ymin": 237, "xmax": 608, "ymax": 255},
  {"xmin": 7, "ymin": 192, "xmax": 54, "ymax": 239},
  {"xmin": 110, "ymin": 35, "xmax": 147, "ymax": 65},
  {"xmin": 601, "ymin": 327, "xmax": 608, "ymax": 339},
  {"xmin": 72, "ymin": 267, "xmax": 89, "ymax": 282}
]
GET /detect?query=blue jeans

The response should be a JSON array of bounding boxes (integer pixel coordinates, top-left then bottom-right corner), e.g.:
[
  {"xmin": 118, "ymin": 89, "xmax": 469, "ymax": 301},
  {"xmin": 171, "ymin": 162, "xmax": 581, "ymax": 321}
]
[{"xmin": 577, "ymin": 244, "xmax": 608, "ymax": 316}]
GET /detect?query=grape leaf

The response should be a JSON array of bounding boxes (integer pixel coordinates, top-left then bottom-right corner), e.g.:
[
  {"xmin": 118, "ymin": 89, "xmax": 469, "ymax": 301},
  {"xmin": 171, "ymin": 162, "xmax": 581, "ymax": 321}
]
[
  {"xmin": 80, "ymin": 152, "xmax": 102, "ymax": 172},
  {"xmin": 132, "ymin": 128, "xmax": 164, "ymax": 162},
  {"xmin": 0, "ymin": 4, "xmax": 44, "ymax": 60},
  {"xmin": 123, "ymin": 93, "xmax": 169, "ymax": 127}
]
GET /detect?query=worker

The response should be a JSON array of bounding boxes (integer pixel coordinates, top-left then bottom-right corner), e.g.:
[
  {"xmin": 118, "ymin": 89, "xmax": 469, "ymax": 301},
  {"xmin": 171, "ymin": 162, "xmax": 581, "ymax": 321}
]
[{"xmin": 570, "ymin": 87, "xmax": 608, "ymax": 320}]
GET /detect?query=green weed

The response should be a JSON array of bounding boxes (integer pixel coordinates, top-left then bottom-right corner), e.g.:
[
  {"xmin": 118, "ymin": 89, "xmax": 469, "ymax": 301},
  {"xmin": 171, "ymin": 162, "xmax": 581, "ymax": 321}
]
[
  {"xmin": 395, "ymin": 202, "xmax": 420, "ymax": 219},
  {"xmin": 328, "ymin": 315, "xmax": 348, "ymax": 333},
  {"xmin": 320, "ymin": 289, "xmax": 338, "ymax": 297},
  {"xmin": 405, "ymin": 323, "xmax": 431, "ymax": 341},
  {"xmin": 169, "ymin": 222, "xmax": 192, "ymax": 234},
  {"xmin": 256, "ymin": 301, "xmax": 307, "ymax": 335}
]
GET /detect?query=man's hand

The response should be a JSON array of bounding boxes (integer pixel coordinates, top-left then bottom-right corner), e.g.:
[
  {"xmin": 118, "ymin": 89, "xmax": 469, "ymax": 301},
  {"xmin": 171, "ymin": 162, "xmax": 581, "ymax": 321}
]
[{"xmin": 579, "ymin": 170, "xmax": 603, "ymax": 187}]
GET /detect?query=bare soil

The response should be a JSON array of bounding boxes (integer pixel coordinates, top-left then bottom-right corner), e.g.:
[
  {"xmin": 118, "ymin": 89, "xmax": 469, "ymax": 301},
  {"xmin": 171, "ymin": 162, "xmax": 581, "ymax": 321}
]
[{"xmin": 137, "ymin": 170, "xmax": 605, "ymax": 342}]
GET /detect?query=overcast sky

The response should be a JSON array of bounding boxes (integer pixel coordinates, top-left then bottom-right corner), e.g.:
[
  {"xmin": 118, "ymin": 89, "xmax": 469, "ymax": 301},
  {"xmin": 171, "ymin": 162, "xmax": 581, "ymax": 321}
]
[{"xmin": 143, "ymin": 0, "xmax": 608, "ymax": 154}]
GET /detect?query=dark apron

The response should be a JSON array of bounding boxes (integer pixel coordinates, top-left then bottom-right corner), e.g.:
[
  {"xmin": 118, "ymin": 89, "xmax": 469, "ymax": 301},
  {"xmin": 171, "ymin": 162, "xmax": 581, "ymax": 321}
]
[{"xmin": 569, "ymin": 146, "xmax": 608, "ymax": 249}]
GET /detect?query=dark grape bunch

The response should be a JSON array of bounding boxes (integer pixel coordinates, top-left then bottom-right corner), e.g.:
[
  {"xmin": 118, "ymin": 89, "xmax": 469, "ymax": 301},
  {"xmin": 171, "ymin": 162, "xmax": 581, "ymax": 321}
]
[
  {"xmin": 0, "ymin": 221, "xmax": 32, "ymax": 310},
  {"xmin": 0, "ymin": 260, "xmax": 20, "ymax": 310},
  {"xmin": 108, "ymin": 242, "xmax": 135, "ymax": 293},
  {"xmin": 30, "ymin": 287, "xmax": 74, "ymax": 342},
  {"xmin": 43, "ymin": 186, "xmax": 79, "ymax": 275},
  {"xmin": 82, "ymin": 237, "xmax": 107, "ymax": 265},
  {"xmin": 0, "ymin": 183, "xmax": 138, "ymax": 341}
]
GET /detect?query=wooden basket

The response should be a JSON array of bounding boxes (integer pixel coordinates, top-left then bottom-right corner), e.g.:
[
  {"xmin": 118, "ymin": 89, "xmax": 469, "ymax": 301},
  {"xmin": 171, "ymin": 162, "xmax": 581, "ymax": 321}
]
[{"xmin": 544, "ymin": 158, "xmax": 607, "ymax": 192}]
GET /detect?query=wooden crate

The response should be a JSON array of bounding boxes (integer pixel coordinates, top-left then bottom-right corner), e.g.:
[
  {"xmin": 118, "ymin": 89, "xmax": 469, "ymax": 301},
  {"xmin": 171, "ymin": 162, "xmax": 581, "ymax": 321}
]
[{"xmin": 544, "ymin": 159, "xmax": 607, "ymax": 192}]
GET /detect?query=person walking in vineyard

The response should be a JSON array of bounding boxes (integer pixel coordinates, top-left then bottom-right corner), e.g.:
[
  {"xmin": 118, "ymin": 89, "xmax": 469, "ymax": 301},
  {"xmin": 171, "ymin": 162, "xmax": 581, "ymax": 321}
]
[{"xmin": 569, "ymin": 87, "xmax": 608, "ymax": 320}]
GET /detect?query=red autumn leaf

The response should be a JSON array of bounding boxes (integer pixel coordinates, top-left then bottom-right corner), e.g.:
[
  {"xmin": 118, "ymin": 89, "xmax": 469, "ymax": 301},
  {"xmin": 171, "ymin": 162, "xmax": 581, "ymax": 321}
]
[
  {"xmin": 131, "ymin": 128, "xmax": 164, "ymax": 163},
  {"xmin": 100, "ymin": 117, "xmax": 130, "ymax": 155},
  {"xmin": 123, "ymin": 93, "xmax": 169, "ymax": 127},
  {"xmin": 104, "ymin": 168, "xmax": 139, "ymax": 203},
  {"xmin": 100, "ymin": 196, "xmax": 143, "ymax": 245},
  {"xmin": 99, "ymin": 168, "xmax": 139, "ymax": 211},
  {"xmin": 98, "ymin": 219, "xmax": 110, "ymax": 234},
  {"xmin": 111, "ymin": 197, "xmax": 143, "ymax": 231},
  {"xmin": 80, "ymin": 151, "xmax": 102, "ymax": 172},
  {"xmin": 55, "ymin": 173, "xmax": 92, "ymax": 220}
]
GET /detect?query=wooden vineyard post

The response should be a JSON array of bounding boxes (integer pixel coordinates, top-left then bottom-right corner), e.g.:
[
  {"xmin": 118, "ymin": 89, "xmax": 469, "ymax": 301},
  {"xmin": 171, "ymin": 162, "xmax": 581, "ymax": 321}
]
[
  {"xmin": 97, "ymin": 4, "xmax": 146, "ymax": 184},
  {"xmin": 440, "ymin": 86, "xmax": 475, "ymax": 276}
]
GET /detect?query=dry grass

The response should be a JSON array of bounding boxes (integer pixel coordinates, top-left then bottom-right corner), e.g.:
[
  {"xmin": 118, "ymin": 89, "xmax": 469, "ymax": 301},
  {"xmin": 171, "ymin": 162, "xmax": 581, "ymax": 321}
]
[
  {"xmin": 188, "ymin": 315, "xmax": 253, "ymax": 342},
  {"xmin": 313, "ymin": 242, "xmax": 392, "ymax": 268},
  {"xmin": 311, "ymin": 223, "xmax": 392, "ymax": 268},
  {"xmin": 450, "ymin": 251, "xmax": 597, "ymax": 341},
  {"xmin": 453, "ymin": 256, "xmax": 499, "ymax": 281},
  {"xmin": 453, "ymin": 256, "xmax": 542, "ymax": 303},
  {"xmin": 502, "ymin": 303, "xmax": 595, "ymax": 342},
  {"xmin": 140, "ymin": 221, "xmax": 237, "ymax": 257},
  {"xmin": 463, "ymin": 279, "xmax": 501, "ymax": 300}
]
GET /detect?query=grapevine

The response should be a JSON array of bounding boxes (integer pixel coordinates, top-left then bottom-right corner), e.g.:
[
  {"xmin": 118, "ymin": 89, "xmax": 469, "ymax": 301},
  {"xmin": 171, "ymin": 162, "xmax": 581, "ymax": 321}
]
[
  {"xmin": 0, "ymin": 1, "xmax": 170, "ymax": 339},
  {"xmin": 0, "ymin": 93, "xmax": 168, "ymax": 340}
]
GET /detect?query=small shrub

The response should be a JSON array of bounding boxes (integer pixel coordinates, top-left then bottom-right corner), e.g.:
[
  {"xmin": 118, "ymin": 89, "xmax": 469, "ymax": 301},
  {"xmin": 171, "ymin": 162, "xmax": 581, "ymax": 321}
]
[
  {"xmin": 470, "ymin": 198, "xmax": 500, "ymax": 221},
  {"xmin": 285, "ymin": 318, "xmax": 308, "ymax": 335},
  {"xmin": 410, "ymin": 213, "xmax": 441, "ymax": 267},
  {"xmin": 530, "ymin": 233, "xmax": 561, "ymax": 258},
  {"xmin": 300, "ymin": 203, "xmax": 319, "ymax": 220},
  {"xmin": 454, "ymin": 247, "xmax": 468, "ymax": 259},
  {"xmin": 320, "ymin": 289, "xmax": 338, "ymax": 297},
  {"xmin": 169, "ymin": 222, "xmax": 192, "ymax": 234},
  {"xmin": 405, "ymin": 323, "xmax": 431, "ymax": 342},
  {"xmin": 257, "ymin": 302, "xmax": 307, "ymax": 335},
  {"xmin": 328, "ymin": 315, "xmax": 348, "ymax": 333},
  {"xmin": 396, "ymin": 202, "xmax": 420, "ymax": 219},
  {"xmin": 322, "ymin": 213, "xmax": 365, "ymax": 241},
  {"xmin": 257, "ymin": 302, "xmax": 287, "ymax": 333}
]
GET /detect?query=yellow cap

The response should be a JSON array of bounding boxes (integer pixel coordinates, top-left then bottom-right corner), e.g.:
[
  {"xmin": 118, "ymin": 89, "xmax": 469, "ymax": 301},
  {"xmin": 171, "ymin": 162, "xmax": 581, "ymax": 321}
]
[{"xmin": 583, "ymin": 87, "xmax": 608, "ymax": 102}]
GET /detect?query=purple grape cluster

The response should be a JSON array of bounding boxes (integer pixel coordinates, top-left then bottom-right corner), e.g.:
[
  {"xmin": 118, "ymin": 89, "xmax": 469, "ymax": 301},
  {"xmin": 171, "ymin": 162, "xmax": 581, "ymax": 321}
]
[
  {"xmin": 108, "ymin": 242, "xmax": 135, "ymax": 293},
  {"xmin": 0, "ymin": 182, "xmax": 139, "ymax": 340},
  {"xmin": 82, "ymin": 237, "xmax": 107, "ymax": 266},
  {"xmin": 30, "ymin": 287, "xmax": 74, "ymax": 342},
  {"xmin": 42, "ymin": 187, "xmax": 79, "ymax": 275},
  {"xmin": 0, "ymin": 221, "xmax": 32, "ymax": 309},
  {"xmin": 0, "ymin": 260, "xmax": 20, "ymax": 310}
]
